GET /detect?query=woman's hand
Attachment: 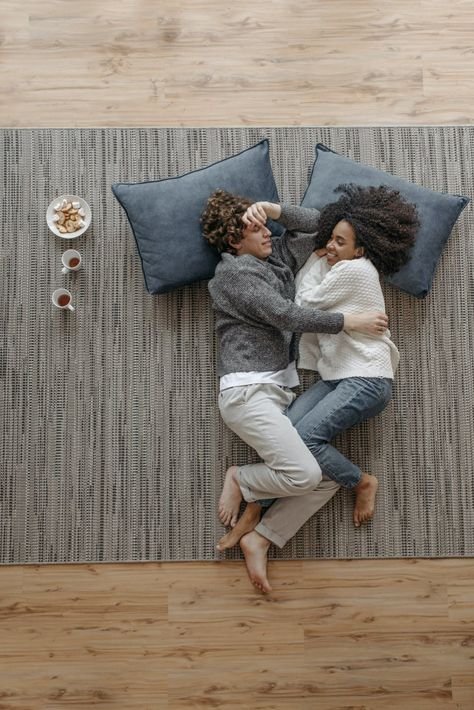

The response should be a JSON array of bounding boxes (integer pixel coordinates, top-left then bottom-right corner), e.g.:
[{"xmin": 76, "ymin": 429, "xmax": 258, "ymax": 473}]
[
  {"xmin": 242, "ymin": 201, "xmax": 281, "ymax": 227},
  {"xmin": 343, "ymin": 311, "xmax": 389, "ymax": 336},
  {"xmin": 315, "ymin": 248, "xmax": 328, "ymax": 257}
]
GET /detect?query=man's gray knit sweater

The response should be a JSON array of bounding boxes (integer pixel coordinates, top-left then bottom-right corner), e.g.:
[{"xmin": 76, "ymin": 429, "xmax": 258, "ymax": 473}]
[{"xmin": 208, "ymin": 204, "xmax": 344, "ymax": 376}]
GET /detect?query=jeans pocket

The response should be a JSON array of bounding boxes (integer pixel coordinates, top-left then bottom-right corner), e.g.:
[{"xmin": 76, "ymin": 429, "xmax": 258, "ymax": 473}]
[{"xmin": 363, "ymin": 378, "xmax": 393, "ymax": 416}]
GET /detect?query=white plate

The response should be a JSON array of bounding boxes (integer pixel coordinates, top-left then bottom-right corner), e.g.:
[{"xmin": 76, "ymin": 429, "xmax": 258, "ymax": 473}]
[{"xmin": 46, "ymin": 194, "xmax": 92, "ymax": 239}]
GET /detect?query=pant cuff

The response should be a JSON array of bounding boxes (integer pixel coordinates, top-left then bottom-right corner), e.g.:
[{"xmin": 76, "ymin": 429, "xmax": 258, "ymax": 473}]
[
  {"xmin": 255, "ymin": 521, "xmax": 287, "ymax": 549},
  {"xmin": 237, "ymin": 468, "xmax": 257, "ymax": 503},
  {"xmin": 346, "ymin": 468, "xmax": 362, "ymax": 489}
]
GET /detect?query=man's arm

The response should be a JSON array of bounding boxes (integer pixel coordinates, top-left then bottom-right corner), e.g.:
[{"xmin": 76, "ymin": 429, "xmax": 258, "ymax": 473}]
[
  {"xmin": 211, "ymin": 261, "xmax": 389, "ymax": 337},
  {"xmin": 211, "ymin": 264, "xmax": 344, "ymax": 334},
  {"xmin": 272, "ymin": 205, "xmax": 322, "ymax": 273},
  {"xmin": 276, "ymin": 204, "xmax": 321, "ymax": 234},
  {"xmin": 243, "ymin": 201, "xmax": 321, "ymax": 274},
  {"xmin": 243, "ymin": 201, "xmax": 321, "ymax": 234}
]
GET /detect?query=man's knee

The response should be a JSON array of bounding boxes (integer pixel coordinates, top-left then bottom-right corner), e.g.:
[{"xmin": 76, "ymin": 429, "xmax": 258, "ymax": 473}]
[
  {"xmin": 307, "ymin": 463, "xmax": 323, "ymax": 490},
  {"xmin": 290, "ymin": 462, "xmax": 322, "ymax": 493}
]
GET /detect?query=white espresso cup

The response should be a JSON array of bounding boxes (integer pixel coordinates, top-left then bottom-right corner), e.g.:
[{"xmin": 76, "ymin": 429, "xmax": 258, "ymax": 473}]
[
  {"xmin": 61, "ymin": 249, "xmax": 82, "ymax": 274},
  {"xmin": 52, "ymin": 288, "xmax": 75, "ymax": 312}
]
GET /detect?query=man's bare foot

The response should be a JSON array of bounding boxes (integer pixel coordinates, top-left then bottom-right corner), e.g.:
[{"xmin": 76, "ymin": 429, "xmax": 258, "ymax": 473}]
[
  {"xmin": 353, "ymin": 472, "xmax": 379, "ymax": 527},
  {"xmin": 240, "ymin": 531, "xmax": 272, "ymax": 593},
  {"xmin": 218, "ymin": 466, "xmax": 243, "ymax": 527},
  {"xmin": 217, "ymin": 502, "xmax": 262, "ymax": 551}
]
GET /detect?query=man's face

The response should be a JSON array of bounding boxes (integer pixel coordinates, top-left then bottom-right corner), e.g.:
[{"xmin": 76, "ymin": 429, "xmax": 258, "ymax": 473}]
[{"xmin": 233, "ymin": 221, "xmax": 273, "ymax": 260}]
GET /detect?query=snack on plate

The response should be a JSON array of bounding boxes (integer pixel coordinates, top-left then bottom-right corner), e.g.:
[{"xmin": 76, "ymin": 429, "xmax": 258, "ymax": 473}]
[{"xmin": 53, "ymin": 198, "xmax": 86, "ymax": 235}]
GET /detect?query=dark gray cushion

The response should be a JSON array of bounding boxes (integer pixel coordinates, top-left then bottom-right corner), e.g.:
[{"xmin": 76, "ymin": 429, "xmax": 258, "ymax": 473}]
[
  {"xmin": 112, "ymin": 139, "xmax": 284, "ymax": 294},
  {"xmin": 301, "ymin": 143, "xmax": 469, "ymax": 298}
]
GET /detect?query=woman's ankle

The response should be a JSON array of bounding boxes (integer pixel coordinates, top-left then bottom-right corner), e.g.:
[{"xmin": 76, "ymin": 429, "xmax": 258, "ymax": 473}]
[{"xmin": 354, "ymin": 472, "xmax": 377, "ymax": 491}]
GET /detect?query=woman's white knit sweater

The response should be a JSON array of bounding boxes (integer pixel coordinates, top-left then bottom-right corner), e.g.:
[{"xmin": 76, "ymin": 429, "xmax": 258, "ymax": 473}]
[{"xmin": 295, "ymin": 253, "xmax": 399, "ymax": 380}]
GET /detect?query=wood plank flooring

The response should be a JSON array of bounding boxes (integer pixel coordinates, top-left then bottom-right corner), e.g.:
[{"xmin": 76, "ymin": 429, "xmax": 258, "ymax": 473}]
[
  {"xmin": 2, "ymin": 1, "xmax": 474, "ymax": 126},
  {"xmin": 1, "ymin": 0, "xmax": 474, "ymax": 707},
  {"xmin": 1, "ymin": 560, "xmax": 474, "ymax": 708}
]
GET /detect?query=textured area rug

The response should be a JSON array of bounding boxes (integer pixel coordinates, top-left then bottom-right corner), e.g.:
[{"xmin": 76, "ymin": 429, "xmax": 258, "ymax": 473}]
[{"xmin": 1, "ymin": 127, "xmax": 473, "ymax": 563}]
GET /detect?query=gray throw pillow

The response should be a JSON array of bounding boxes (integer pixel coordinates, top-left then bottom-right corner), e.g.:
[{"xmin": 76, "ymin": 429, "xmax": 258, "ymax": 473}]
[
  {"xmin": 112, "ymin": 139, "xmax": 284, "ymax": 294},
  {"xmin": 302, "ymin": 144, "xmax": 469, "ymax": 298}
]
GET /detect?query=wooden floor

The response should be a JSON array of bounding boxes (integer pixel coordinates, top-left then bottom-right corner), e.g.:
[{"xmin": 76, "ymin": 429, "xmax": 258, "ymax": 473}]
[
  {"xmin": 1, "ymin": 560, "xmax": 474, "ymax": 708},
  {"xmin": 2, "ymin": 1, "xmax": 474, "ymax": 707},
  {"xmin": 2, "ymin": 0, "xmax": 474, "ymax": 127}
]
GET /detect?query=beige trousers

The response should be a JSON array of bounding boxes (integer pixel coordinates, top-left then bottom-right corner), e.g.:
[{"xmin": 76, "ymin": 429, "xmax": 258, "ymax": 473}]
[
  {"xmin": 218, "ymin": 383, "xmax": 322, "ymax": 501},
  {"xmin": 219, "ymin": 382, "xmax": 341, "ymax": 549},
  {"xmin": 255, "ymin": 477, "xmax": 341, "ymax": 548}
]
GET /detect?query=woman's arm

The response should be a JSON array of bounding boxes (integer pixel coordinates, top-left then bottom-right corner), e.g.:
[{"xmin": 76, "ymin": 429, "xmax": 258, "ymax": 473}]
[
  {"xmin": 298, "ymin": 261, "xmax": 367, "ymax": 310},
  {"xmin": 297, "ymin": 260, "xmax": 389, "ymax": 334}
]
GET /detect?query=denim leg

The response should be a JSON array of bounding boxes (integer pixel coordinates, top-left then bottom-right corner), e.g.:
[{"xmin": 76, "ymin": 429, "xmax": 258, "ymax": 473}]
[
  {"xmin": 286, "ymin": 379, "xmax": 335, "ymax": 427},
  {"xmin": 295, "ymin": 377, "xmax": 392, "ymax": 489},
  {"xmin": 258, "ymin": 380, "xmax": 360, "ymax": 508},
  {"xmin": 256, "ymin": 380, "xmax": 334, "ymax": 508}
]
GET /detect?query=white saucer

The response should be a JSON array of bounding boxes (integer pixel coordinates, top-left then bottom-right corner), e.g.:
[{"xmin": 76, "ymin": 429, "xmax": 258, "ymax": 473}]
[{"xmin": 46, "ymin": 194, "xmax": 91, "ymax": 239}]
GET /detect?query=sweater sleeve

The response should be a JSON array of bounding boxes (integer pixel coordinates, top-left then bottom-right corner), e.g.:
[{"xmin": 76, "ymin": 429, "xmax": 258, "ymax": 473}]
[
  {"xmin": 277, "ymin": 204, "xmax": 322, "ymax": 233},
  {"xmin": 270, "ymin": 204, "xmax": 321, "ymax": 274},
  {"xmin": 211, "ymin": 263, "xmax": 344, "ymax": 334},
  {"xmin": 297, "ymin": 260, "xmax": 378, "ymax": 312}
]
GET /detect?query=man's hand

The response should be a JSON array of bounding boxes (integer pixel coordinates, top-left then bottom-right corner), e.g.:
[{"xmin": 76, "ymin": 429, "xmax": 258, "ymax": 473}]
[
  {"xmin": 242, "ymin": 201, "xmax": 281, "ymax": 227},
  {"xmin": 315, "ymin": 248, "xmax": 328, "ymax": 257},
  {"xmin": 344, "ymin": 311, "xmax": 389, "ymax": 336}
]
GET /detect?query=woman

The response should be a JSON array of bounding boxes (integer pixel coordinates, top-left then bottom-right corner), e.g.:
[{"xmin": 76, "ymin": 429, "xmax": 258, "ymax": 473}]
[{"xmin": 218, "ymin": 184, "xmax": 419, "ymax": 593}]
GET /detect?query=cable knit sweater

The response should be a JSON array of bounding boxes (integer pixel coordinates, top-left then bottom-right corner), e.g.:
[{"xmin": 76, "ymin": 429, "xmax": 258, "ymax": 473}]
[
  {"xmin": 208, "ymin": 205, "xmax": 344, "ymax": 376},
  {"xmin": 295, "ymin": 253, "xmax": 399, "ymax": 379}
]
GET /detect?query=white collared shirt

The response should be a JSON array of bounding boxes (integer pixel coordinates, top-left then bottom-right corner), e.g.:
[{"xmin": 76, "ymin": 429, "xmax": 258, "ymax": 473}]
[{"xmin": 219, "ymin": 360, "xmax": 300, "ymax": 392}]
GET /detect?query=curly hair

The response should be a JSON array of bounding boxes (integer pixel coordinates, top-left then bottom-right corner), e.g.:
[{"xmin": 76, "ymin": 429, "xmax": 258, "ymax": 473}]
[
  {"xmin": 200, "ymin": 189, "xmax": 253, "ymax": 254},
  {"xmin": 314, "ymin": 184, "xmax": 420, "ymax": 275}
]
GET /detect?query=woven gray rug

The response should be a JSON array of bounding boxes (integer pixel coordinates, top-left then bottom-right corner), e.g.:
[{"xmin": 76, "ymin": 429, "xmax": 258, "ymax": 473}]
[{"xmin": 1, "ymin": 127, "xmax": 473, "ymax": 563}]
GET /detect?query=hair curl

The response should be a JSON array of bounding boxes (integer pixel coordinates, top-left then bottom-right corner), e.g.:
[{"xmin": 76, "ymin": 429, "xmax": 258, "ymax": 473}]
[
  {"xmin": 200, "ymin": 189, "xmax": 253, "ymax": 255},
  {"xmin": 314, "ymin": 184, "xmax": 420, "ymax": 275}
]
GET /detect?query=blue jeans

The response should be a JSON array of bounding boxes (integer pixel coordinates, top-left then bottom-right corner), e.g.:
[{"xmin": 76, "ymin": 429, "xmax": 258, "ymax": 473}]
[{"xmin": 259, "ymin": 377, "xmax": 392, "ymax": 504}]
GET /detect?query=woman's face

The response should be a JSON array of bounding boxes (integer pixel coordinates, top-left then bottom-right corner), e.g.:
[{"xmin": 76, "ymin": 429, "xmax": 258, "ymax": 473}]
[{"xmin": 325, "ymin": 220, "xmax": 363, "ymax": 266}]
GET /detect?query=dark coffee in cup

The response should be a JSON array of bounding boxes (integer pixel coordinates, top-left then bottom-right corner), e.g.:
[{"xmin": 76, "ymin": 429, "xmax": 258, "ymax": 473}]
[
  {"xmin": 61, "ymin": 249, "xmax": 82, "ymax": 274},
  {"xmin": 58, "ymin": 294, "xmax": 70, "ymax": 307}
]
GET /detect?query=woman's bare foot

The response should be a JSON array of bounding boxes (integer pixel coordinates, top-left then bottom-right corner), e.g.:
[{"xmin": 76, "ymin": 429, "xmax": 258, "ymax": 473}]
[
  {"xmin": 240, "ymin": 531, "xmax": 272, "ymax": 593},
  {"xmin": 353, "ymin": 472, "xmax": 379, "ymax": 527},
  {"xmin": 217, "ymin": 502, "xmax": 262, "ymax": 551},
  {"xmin": 218, "ymin": 466, "xmax": 243, "ymax": 527}
]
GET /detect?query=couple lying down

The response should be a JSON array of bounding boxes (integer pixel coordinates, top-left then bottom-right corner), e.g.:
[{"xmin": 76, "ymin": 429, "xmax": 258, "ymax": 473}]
[{"xmin": 201, "ymin": 184, "xmax": 419, "ymax": 593}]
